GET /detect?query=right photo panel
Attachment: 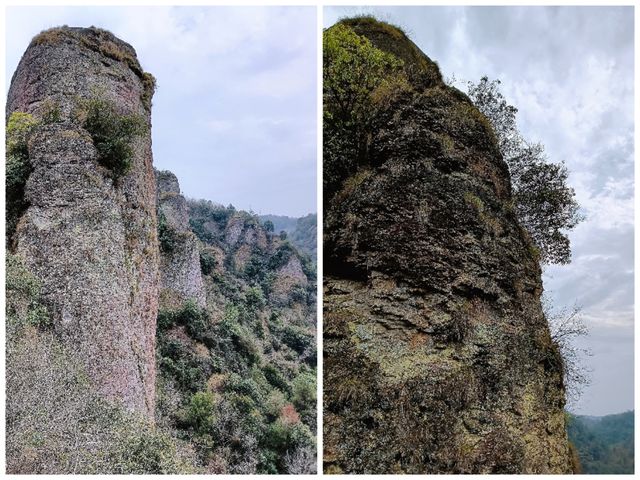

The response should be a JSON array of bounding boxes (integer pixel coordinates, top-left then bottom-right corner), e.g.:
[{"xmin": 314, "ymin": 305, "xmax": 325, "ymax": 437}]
[{"xmin": 323, "ymin": 6, "xmax": 634, "ymax": 475}]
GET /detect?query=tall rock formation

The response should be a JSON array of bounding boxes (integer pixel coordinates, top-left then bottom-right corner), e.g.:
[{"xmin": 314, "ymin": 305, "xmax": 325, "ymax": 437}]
[
  {"xmin": 155, "ymin": 169, "xmax": 206, "ymax": 308},
  {"xmin": 6, "ymin": 27, "xmax": 158, "ymax": 418},
  {"xmin": 323, "ymin": 18, "xmax": 572, "ymax": 474}
]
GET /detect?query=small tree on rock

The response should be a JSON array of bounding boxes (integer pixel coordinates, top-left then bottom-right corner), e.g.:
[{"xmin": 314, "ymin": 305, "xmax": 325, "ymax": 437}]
[
  {"xmin": 544, "ymin": 297, "xmax": 592, "ymax": 405},
  {"xmin": 467, "ymin": 77, "xmax": 583, "ymax": 265}
]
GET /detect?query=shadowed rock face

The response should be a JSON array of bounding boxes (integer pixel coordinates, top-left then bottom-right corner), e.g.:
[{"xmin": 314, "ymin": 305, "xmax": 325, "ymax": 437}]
[
  {"xmin": 156, "ymin": 169, "xmax": 206, "ymax": 308},
  {"xmin": 323, "ymin": 19, "xmax": 572, "ymax": 474},
  {"xmin": 7, "ymin": 27, "xmax": 158, "ymax": 419}
]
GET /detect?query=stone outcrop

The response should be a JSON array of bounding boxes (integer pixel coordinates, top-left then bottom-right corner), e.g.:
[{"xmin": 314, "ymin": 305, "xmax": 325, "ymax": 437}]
[
  {"xmin": 7, "ymin": 27, "xmax": 158, "ymax": 418},
  {"xmin": 225, "ymin": 212, "xmax": 268, "ymax": 250},
  {"xmin": 323, "ymin": 18, "xmax": 572, "ymax": 474},
  {"xmin": 156, "ymin": 169, "xmax": 206, "ymax": 308},
  {"xmin": 271, "ymin": 255, "xmax": 309, "ymax": 304}
]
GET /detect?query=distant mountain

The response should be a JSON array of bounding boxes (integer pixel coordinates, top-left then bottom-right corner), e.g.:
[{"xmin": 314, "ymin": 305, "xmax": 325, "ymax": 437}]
[
  {"xmin": 260, "ymin": 213, "xmax": 317, "ymax": 261},
  {"xmin": 567, "ymin": 410, "xmax": 634, "ymax": 474},
  {"xmin": 260, "ymin": 214, "xmax": 299, "ymax": 234}
]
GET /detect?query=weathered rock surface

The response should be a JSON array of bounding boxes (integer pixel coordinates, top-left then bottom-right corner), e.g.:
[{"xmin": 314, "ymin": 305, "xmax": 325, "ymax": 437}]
[
  {"xmin": 156, "ymin": 169, "xmax": 206, "ymax": 308},
  {"xmin": 324, "ymin": 18, "xmax": 572, "ymax": 474},
  {"xmin": 7, "ymin": 27, "xmax": 158, "ymax": 418},
  {"xmin": 271, "ymin": 255, "xmax": 309, "ymax": 304},
  {"xmin": 225, "ymin": 212, "xmax": 268, "ymax": 250}
]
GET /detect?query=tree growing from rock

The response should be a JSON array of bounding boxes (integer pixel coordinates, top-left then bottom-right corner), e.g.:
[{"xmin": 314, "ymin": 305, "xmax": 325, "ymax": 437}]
[
  {"xmin": 467, "ymin": 77, "xmax": 583, "ymax": 265},
  {"xmin": 544, "ymin": 297, "xmax": 592, "ymax": 405}
]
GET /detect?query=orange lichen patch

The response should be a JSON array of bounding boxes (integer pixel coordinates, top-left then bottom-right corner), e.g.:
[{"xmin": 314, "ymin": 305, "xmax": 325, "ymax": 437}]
[{"xmin": 408, "ymin": 331, "xmax": 429, "ymax": 350}]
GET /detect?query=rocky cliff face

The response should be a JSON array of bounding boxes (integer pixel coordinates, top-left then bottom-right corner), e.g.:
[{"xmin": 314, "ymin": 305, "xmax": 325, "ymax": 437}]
[
  {"xmin": 324, "ymin": 18, "xmax": 572, "ymax": 474},
  {"xmin": 7, "ymin": 27, "xmax": 158, "ymax": 418},
  {"xmin": 156, "ymin": 169, "xmax": 206, "ymax": 308}
]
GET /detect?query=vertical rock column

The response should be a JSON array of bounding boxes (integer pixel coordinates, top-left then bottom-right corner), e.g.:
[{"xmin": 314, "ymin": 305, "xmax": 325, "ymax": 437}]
[
  {"xmin": 7, "ymin": 27, "xmax": 159, "ymax": 418},
  {"xmin": 323, "ymin": 19, "xmax": 572, "ymax": 474},
  {"xmin": 155, "ymin": 169, "xmax": 206, "ymax": 308}
]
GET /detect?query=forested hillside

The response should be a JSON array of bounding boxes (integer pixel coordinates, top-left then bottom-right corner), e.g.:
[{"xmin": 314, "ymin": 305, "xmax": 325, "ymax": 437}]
[
  {"xmin": 155, "ymin": 198, "xmax": 318, "ymax": 473},
  {"xmin": 259, "ymin": 213, "xmax": 317, "ymax": 261},
  {"xmin": 567, "ymin": 411, "xmax": 634, "ymax": 474}
]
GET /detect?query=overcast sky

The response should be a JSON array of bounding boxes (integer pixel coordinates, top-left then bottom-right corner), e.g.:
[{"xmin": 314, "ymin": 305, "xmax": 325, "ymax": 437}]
[
  {"xmin": 326, "ymin": 6, "xmax": 634, "ymax": 416},
  {"xmin": 6, "ymin": 6, "xmax": 317, "ymax": 217}
]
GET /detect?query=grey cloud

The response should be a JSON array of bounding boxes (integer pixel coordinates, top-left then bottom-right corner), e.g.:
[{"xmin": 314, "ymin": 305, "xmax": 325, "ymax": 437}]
[{"xmin": 7, "ymin": 6, "xmax": 317, "ymax": 216}]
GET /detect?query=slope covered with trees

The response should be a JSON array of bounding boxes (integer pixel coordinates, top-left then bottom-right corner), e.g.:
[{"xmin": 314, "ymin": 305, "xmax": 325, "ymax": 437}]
[
  {"xmin": 155, "ymin": 199, "xmax": 317, "ymax": 473},
  {"xmin": 259, "ymin": 213, "xmax": 317, "ymax": 261},
  {"xmin": 567, "ymin": 411, "xmax": 634, "ymax": 474}
]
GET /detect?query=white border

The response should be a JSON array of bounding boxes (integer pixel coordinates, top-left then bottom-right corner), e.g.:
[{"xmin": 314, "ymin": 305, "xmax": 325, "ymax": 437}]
[{"xmin": 2, "ymin": 1, "xmax": 638, "ymax": 478}]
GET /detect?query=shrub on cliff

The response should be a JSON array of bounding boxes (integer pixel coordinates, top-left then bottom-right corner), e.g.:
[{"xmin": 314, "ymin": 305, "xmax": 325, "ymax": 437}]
[
  {"xmin": 76, "ymin": 97, "xmax": 147, "ymax": 179},
  {"xmin": 158, "ymin": 212, "xmax": 179, "ymax": 252},
  {"xmin": 157, "ymin": 300, "xmax": 209, "ymax": 338},
  {"xmin": 199, "ymin": 251, "xmax": 217, "ymax": 275},
  {"xmin": 6, "ymin": 112, "xmax": 39, "ymax": 244},
  {"xmin": 324, "ymin": 22, "xmax": 407, "ymax": 196}
]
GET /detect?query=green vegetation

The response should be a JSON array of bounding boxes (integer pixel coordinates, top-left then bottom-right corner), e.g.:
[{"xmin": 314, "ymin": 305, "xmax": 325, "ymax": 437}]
[
  {"xmin": 76, "ymin": 96, "xmax": 147, "ymax": 179},
  {"xmin": 324, "ymin": 22, "xmax": 407, "ymax": 196},
  {"xmin": 6, "ymin": 112, "xmax": 39, "ymax": 245},
  {"xmin": 466, "ymin": 77, "xmax": 583, "ymax": 264},
  {"xmin": 156, "ymin": 293, "xmax": 317, "ymax": 473},
  {"xmin": 289, "ymin": 213, "xmax": 317, "ymax": 260},
  {"xmin": 186, "ymin": 391, "xmax": 216, "ymax": 435},
  {"xmin": 141, "ymin": 72, "xmax": 156, "ymax": 112},
  {"xmin": 263, "ymin": 220, "xmax": 275, "ymax": 232},
  {"xmin": 154, "ymin": 200, "xmax": 317, "ymax": 473},
  {"xmin": 567, "ymin": 411, "xmax": 634, "ymax": 474},
  {"xmin": 6, "ymin": 95, "xmax": 148, "ymax": 243},
  {"xmin": 259, "ymin": 213, "xmax": 317, "ymax": 261},
  {"xmin": 199, "ymin": 250, "xmax": 217, "ymax": 275},
  {"xmin": 189, "ymin": 200, "xmax": 236, "ymax": 244},
  {"xmin": 338, "ymin": 16, "xmax": 443, "ymax": 88},
  {"xmin": 158, "ymin": 212, "xmax": 180, "ymax": 253}
]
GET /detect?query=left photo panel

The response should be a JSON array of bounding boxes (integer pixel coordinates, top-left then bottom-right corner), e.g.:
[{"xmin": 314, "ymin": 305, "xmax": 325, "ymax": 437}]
[{"xmin": 5, "ymin": 6, "xmax": 317, "ymax": 474}]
